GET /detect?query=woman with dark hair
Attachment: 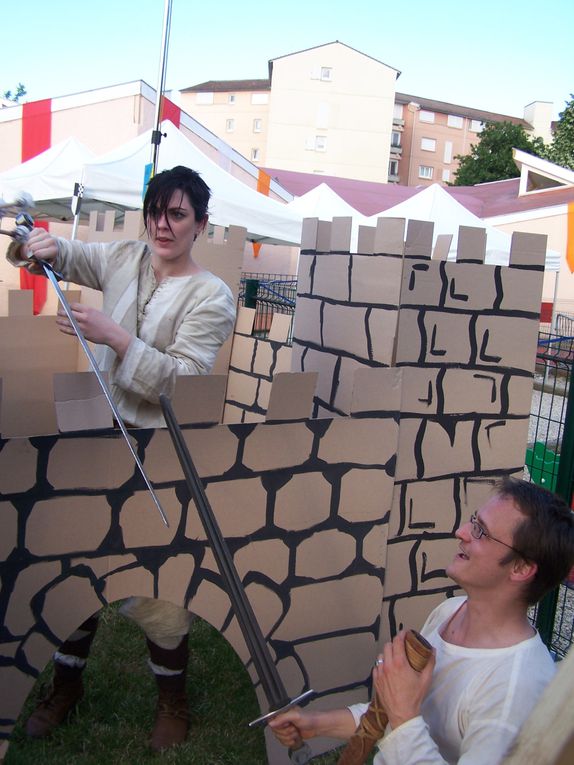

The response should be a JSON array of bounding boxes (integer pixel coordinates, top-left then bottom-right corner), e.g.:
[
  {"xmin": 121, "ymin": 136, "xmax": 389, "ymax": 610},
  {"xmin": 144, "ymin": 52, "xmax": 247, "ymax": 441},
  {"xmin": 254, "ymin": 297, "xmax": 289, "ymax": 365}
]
[{"xmin": 7, "ymin": 165, "xmax": 236, "ymax": 751}]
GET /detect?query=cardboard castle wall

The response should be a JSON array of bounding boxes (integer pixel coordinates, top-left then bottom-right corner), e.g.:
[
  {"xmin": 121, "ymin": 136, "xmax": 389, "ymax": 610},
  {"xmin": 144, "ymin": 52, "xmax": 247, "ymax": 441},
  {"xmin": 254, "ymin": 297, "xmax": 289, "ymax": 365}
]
[{"xmin": 0, "ymin": 215, "xmax": 547, "ymax": 763}]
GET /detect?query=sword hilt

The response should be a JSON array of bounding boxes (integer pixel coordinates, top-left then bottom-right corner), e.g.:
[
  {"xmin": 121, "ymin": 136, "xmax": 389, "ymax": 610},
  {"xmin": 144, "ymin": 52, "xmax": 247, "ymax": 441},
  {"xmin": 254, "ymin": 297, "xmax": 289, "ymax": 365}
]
[{"xmin": 337, "ymin": 630, "xmax": 433, "ymax": 765}]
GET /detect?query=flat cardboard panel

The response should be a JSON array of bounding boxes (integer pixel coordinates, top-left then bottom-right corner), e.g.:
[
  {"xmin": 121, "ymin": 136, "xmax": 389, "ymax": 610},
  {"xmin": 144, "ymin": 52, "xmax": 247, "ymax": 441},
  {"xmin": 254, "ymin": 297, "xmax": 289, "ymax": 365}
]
[
  {"xmin": 268, "ymin": 312, "xmax": 292, "ymax": 342},
  {"xmin": 266, "ymin": 372, "xmax": 317, "ymax": 421},
  {"xmin": 405, "ymin": 219, "xmax": 433, "ymax": 258},
  {"xmin": 433, "ymin": 234, "xmax": 452, "ymax": 260},
  {"xmin": 53, "ymin": 371, "xmax": 113, "ymax": 431},
  {"xmin": 456, "ymin": 225, "xmax": 486, "ymax": 263},
  {"xmin": 374, "ymin": 217, "xmax": 405, "ymax": 255},
  {"xmin": 8, "ymin": 289, "xmax": 33, "ymax": 316},
  {"xmin": 509, "ymin": 231, "xmax": 547, "ymax": 269},
  {"xmin": 172, "ymin": 374, "xmax": 227, "ymax": 425}
]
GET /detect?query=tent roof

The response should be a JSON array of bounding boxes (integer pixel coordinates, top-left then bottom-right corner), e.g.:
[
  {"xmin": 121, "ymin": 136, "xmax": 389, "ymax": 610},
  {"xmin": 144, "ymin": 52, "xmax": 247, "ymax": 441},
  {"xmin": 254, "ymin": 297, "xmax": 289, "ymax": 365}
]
[
  {"xmin": 82, "ymin": 122, "xmax": 303, "ymax": 245},
  {"xmin": 373, "ymin": 183, "xmax": 561, "ymax": 271},
  {"xmin": 0, "ymin": 137, "xmax": 101, "ymax": 219}
]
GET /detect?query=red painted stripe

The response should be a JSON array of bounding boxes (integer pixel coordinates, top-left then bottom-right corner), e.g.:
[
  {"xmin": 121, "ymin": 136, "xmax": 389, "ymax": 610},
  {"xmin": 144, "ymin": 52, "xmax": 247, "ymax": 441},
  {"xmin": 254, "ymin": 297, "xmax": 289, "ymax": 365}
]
[
  {"xmin": 20, "ymin": 100, "xmax": 52, "ymax": 312},
  {"xmin": 161, "ymin": 97, "xmax": 181, "ymax": 128},
  {"xmin": 21, "ymin": 99, "xmax": 52, "ymax": 161}
]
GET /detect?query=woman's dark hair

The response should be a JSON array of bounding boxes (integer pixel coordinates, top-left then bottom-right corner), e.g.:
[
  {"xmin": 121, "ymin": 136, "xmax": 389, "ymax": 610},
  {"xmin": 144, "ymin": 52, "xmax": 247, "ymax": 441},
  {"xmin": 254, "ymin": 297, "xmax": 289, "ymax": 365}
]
[
  {"xmin": 496, "ymin": 477, "xmax": 574, "ymax": 605},
  {"xmin": 143, "ymin": 166, "xmax": 211, "ymax": 231}
]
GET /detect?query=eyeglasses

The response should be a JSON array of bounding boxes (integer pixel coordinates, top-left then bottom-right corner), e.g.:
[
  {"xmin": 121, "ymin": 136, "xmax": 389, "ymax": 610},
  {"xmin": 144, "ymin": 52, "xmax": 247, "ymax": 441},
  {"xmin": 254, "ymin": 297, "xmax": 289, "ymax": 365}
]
[{"xmin": 469, "ymin": 513, "xmax": 527, "ymax": 558}]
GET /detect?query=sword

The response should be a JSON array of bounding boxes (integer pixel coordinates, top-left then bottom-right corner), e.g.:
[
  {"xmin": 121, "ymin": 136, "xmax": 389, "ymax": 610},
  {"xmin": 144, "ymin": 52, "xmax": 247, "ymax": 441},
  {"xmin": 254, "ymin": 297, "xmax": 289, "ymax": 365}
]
[
  {"xmin": 2, "ymin": 212, "xmax": 169, "ymax": 528},
  {"xmin": 160, "ymin": 394, "xmax": 316, "ymax": 764}
]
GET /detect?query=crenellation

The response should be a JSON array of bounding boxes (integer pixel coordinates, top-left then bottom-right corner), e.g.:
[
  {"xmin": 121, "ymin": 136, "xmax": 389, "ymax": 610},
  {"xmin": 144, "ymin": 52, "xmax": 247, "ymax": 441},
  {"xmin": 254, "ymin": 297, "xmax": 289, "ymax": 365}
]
[
  {"xmin": 330, "ymin": 216, "xmax": 353, "ymax": 253},
  {"xmin": 455, "ymin": 225, "xmax": 487, "ymax": 263},
  {"xmin": 508, "ymin": 231, "xmax": 547, "ymax": 269},
  {"xmin": 404, "ymin": 219, "xmax": 434, "ymax": 258},
  {"xmin": 374, "ymin": 217, "xmax": 405, "ymax": 255}
]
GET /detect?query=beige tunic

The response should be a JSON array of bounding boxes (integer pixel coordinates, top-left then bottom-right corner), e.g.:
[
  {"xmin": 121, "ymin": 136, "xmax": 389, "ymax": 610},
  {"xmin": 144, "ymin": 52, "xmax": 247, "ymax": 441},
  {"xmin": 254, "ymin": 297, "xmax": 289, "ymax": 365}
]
[{"xmin": 52, "ymin": 238, "xmax": 236, "ymax": 427}]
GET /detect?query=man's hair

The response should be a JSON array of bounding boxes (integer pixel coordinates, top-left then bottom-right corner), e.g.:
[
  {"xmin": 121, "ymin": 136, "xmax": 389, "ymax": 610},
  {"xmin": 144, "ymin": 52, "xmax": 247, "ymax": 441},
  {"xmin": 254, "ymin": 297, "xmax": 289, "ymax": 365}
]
[
  {"xmin": 143, "ymin": 166, "xmax": 211, "ymax": 230},
  {"xmin": 496, "ymin": 477, "xmax": 574, "ymax": 605}
]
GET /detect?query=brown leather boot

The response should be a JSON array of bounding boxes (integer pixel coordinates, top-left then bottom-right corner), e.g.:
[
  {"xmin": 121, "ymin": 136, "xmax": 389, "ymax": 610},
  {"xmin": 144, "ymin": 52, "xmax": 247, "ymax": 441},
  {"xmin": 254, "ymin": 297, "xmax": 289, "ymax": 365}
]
[
  {"xmin": 25, "ymin": 661, "xmax": 84, "ymax": 738},
  {"xmin": 25, "ymin": 614, "xmax": 98, "ymax": 738},
  {"xmin": 147, "ymin": 636, "xmax": 190, "ymax": 752}
]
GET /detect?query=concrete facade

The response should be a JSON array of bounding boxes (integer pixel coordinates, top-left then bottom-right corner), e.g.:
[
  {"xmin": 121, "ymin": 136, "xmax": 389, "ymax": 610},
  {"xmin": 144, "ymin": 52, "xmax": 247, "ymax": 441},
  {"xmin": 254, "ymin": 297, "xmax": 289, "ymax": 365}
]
[{"xmin": 179, "ymin": 42, "xmax": 550, "ymax": 188}]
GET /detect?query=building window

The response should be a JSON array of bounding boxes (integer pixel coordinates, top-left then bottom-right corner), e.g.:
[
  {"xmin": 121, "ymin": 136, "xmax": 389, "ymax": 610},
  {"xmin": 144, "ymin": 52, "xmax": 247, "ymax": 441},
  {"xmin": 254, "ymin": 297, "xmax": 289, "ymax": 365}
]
[
  {"xmin": 228, "ymin": 94, "xmax": 236, "ymax": 104},
  {"xmin": 196, "ymin": 92, "xmax": 214, "ymax": 104},
  {"xmin": 251, "ymin": 148, "xmax": 260, "ymax": 161},
  {"xmin": 419, "ymin": 110, "xmax": 435, "ymax": 123},
  {"xmin": 393, "ymin": 103, "xmax": 404, "ymax": 120},
  {"xmin": 253, "ymin": 118, "xmax": 262, "ymax": 133},
  {"xmin": 226, "ymin": 118, "xmax": 235, "ymax": 132},
  {"xmin": 316, "ymin": 102, "xmax": 329, "ymax": 129},
  {"xmin": 470, "ymin": 119, "xmax": 483, "ymax": 132},
  {"xmin": 421, "ymin": 137, "xmax": 436, "ymax": 152},
  {"xmin": 442, "ymin": 169, "xmax": 451, "ymax": 183},
  {"xmin": 391, "ymin": 130, "xmax": 402, "ymax": 147},
  {"xmin": 447, "ymin": 114, "xmax": 464, "ymax": 129},
  {"xmin": 443, "ymin": 140, "xmax": 453, "ymax": 163},
  {"xmin": 419, "ymin": 165, "xmax": 433, "ymax": 179},
  {"xmin": 251, "ymin": 93, "xmax": 269, "ymax": 105},
  {"xmin": 315, "ymin": 135, "xmax": 327, "ymax": 152},
  {"xmin": 389, "ymin": 159, "xmax": 399, "ymax": 177},
  {"xmin": 321, "ymin": 67, "xmax": 332, "ymax": 81}
]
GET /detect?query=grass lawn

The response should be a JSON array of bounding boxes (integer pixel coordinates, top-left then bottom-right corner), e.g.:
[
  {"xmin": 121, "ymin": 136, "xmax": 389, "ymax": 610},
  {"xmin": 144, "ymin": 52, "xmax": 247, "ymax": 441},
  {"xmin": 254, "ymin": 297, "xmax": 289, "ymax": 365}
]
[{"xmin": 5, "ymin": 606, "xmax": 348, "ymax": 764}]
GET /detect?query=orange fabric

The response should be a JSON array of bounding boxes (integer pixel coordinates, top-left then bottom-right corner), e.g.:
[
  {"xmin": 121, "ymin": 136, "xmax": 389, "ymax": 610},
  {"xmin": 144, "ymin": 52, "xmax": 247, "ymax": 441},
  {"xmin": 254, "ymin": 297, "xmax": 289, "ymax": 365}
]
[
  {"xmin": 257, "ymin": 170, "xmax": 271, "ymax": 196},
  {"xmin": 252, "ymin": 242, "xmax": 262, "ymax": 258},
  {"xmin": 567, "ymin": 202, "xmax": 574, "ymax": 274}
]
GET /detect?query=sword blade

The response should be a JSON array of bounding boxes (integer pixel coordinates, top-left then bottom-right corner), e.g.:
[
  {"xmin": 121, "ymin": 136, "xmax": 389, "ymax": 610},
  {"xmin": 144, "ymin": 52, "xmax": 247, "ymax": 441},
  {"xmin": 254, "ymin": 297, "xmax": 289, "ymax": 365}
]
[
  {"xmin": 159, "ymin": 394, "xmax": 314, "ymax": 761},
  {"xmin": 43, "ymin": 263, "xmax": 169, "ymax": 527}
]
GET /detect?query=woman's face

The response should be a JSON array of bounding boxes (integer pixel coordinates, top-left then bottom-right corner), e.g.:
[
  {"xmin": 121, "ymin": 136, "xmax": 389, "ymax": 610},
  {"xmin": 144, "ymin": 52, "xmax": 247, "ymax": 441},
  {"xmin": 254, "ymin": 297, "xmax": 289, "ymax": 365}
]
[{"xmin": 147, "ymin": 190, "xmax": 206, "ymax": 265}]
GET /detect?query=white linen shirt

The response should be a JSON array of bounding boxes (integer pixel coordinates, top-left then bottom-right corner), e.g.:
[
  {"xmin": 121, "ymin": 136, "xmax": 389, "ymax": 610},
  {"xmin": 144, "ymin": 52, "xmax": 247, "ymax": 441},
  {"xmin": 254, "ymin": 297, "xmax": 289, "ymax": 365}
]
[{"xmin": 349, "ymin": 596, "xmax": 555, "ymax": 765}]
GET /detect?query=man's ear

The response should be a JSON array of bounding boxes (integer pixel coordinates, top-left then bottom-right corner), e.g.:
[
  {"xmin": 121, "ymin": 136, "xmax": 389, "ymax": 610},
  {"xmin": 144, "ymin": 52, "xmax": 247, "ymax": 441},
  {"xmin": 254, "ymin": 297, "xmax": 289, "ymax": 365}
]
[{"xmin": 510, "ymin": 557, "xmax": 537, "ymax": 585}]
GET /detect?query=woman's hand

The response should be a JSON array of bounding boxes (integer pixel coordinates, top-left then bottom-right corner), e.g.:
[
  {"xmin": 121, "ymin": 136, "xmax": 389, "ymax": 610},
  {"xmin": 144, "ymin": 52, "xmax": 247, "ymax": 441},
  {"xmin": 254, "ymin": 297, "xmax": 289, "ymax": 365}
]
[
  {"xmin": 56, "ymin": 303, "xmax": 132, "ymax": 359},
  {"xmin": 24, "ymin": 228, "xmax": 59, "ymax": 272},
  {"xmin": 372, "ymin": 631, "xmax": 435, "ymax": 731}
]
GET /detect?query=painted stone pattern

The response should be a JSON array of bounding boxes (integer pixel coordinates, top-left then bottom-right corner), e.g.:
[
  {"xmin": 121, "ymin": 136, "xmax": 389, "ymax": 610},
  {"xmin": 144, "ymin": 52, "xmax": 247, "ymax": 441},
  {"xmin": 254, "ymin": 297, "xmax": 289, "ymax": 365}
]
[{"xmin": 0, "ymin": 213, "xmax": 545, "ymax": 763}]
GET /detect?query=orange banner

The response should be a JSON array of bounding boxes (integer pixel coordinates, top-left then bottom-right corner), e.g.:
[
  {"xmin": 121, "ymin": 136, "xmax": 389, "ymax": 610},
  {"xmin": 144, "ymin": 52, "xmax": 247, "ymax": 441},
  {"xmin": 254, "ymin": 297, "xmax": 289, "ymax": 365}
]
[{"xmin": 257, "ymin": 170, "xmax": 271, "ymax": 196}]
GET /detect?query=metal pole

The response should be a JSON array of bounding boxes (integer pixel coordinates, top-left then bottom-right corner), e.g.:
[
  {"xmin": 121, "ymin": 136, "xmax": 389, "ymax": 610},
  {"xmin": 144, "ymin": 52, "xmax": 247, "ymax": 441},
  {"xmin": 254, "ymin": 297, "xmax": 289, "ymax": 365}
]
[{"xmin": 150, "ymin": 0, "xmax": 173, "ymax": 177}]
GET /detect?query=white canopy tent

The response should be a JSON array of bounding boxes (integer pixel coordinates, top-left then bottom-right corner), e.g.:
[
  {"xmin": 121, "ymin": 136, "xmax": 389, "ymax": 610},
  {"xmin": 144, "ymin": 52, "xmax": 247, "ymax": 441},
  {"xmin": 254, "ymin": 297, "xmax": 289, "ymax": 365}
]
[
  {"xmin": 0, "ymin": 137, "xmax": 105, "ymax": 220},
  {"xmin": 0, "ymin": 124, "xmax": 303, "ymax": 245},
  {"xmin": 81, "ymin": 122, "xmax": 303, "ymax": 244},
  {"xmin": 371, "ymin": 183, "xmax": 561, "ymax": 271},
  {"xmin": 286, "ymin": 182, "xmax": 371, "ymax": 250}
]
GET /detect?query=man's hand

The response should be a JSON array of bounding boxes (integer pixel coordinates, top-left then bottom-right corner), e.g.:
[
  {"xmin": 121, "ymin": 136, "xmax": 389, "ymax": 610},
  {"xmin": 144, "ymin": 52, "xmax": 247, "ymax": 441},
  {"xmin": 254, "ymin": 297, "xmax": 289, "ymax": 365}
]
[
  {"xmin": 269, "ymin": 707, "xmax": 357, "ymax": 747},
  {"xmin": 269, "ymin": 708, "xmax": 316, "ymax": 748},
  {"xmin": 56, "ymin": 303, "xmax": 132, "ymax": 359},
  {"xmin": 373, "ymin": 631, "xmax": 435, "ymax": 730}
]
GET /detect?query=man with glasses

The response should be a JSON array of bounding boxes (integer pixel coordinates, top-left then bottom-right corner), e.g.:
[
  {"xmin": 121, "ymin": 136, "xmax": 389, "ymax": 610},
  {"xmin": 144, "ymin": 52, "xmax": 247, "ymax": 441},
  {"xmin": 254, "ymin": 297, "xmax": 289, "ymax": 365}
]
[{"xmin": 270, "ymin": 477, "xmax": 574, "ymax": 764}]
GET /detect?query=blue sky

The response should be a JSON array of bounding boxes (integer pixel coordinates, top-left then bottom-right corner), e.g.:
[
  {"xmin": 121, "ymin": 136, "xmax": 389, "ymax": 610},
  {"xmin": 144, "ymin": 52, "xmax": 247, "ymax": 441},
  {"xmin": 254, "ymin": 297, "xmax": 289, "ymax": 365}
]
[{"xmin": 3, "ymin": 0, "xmax": 573, "ymax": 119}]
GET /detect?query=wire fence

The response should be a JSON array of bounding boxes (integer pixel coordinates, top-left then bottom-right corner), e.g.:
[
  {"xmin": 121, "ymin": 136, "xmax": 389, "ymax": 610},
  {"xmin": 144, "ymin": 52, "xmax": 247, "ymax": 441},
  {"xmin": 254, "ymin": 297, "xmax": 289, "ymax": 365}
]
[
  {"xmin": 527, "ymin": 322, "xmax": 574, "ymax": 658},
  {"xmin": 238, "ymin": 273, "xmax": 297, "ymax": 343}
]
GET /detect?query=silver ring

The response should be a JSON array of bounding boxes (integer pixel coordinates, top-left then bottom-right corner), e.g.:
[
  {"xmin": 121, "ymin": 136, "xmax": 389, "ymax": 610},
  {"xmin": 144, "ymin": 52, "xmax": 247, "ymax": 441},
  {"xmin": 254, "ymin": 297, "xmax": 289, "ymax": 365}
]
[{"xmin": 375, "ymin": 658, "xmax": 384, "ymax": 666}]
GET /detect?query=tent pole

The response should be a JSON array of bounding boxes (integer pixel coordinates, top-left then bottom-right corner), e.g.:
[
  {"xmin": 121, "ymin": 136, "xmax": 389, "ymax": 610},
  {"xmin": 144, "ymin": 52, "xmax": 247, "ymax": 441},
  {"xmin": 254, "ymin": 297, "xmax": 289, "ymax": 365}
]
[{"xmin": 150, "ymin": 0, "xmax": 173, "ymax": 177}]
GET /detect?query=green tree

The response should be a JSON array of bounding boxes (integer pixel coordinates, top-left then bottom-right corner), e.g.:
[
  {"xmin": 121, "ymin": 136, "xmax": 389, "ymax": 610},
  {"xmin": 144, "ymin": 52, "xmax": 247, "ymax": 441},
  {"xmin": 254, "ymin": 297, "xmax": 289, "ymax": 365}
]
[
  {"xmin": 2, "ymin": 83, "xmax": 26, "ymax": 102},
  {"xmin": 543, "ymin": 95, "xmax": 574, "ymax": 171},
  {"xmin": 452, "ymin": 120, "xmax": 546, "ymax": 186}
]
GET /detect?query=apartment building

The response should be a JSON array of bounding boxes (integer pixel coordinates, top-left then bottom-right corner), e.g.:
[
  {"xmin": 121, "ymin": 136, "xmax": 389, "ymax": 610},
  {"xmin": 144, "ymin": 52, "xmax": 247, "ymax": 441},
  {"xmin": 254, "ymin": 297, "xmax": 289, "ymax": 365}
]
[
  {"xmin": 180, "ymin": 41, "xmax": 399, "ymax": 185},
  {"xmin": 178, "ymin": 41, "xmax": 551, "ymax": 188}
]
